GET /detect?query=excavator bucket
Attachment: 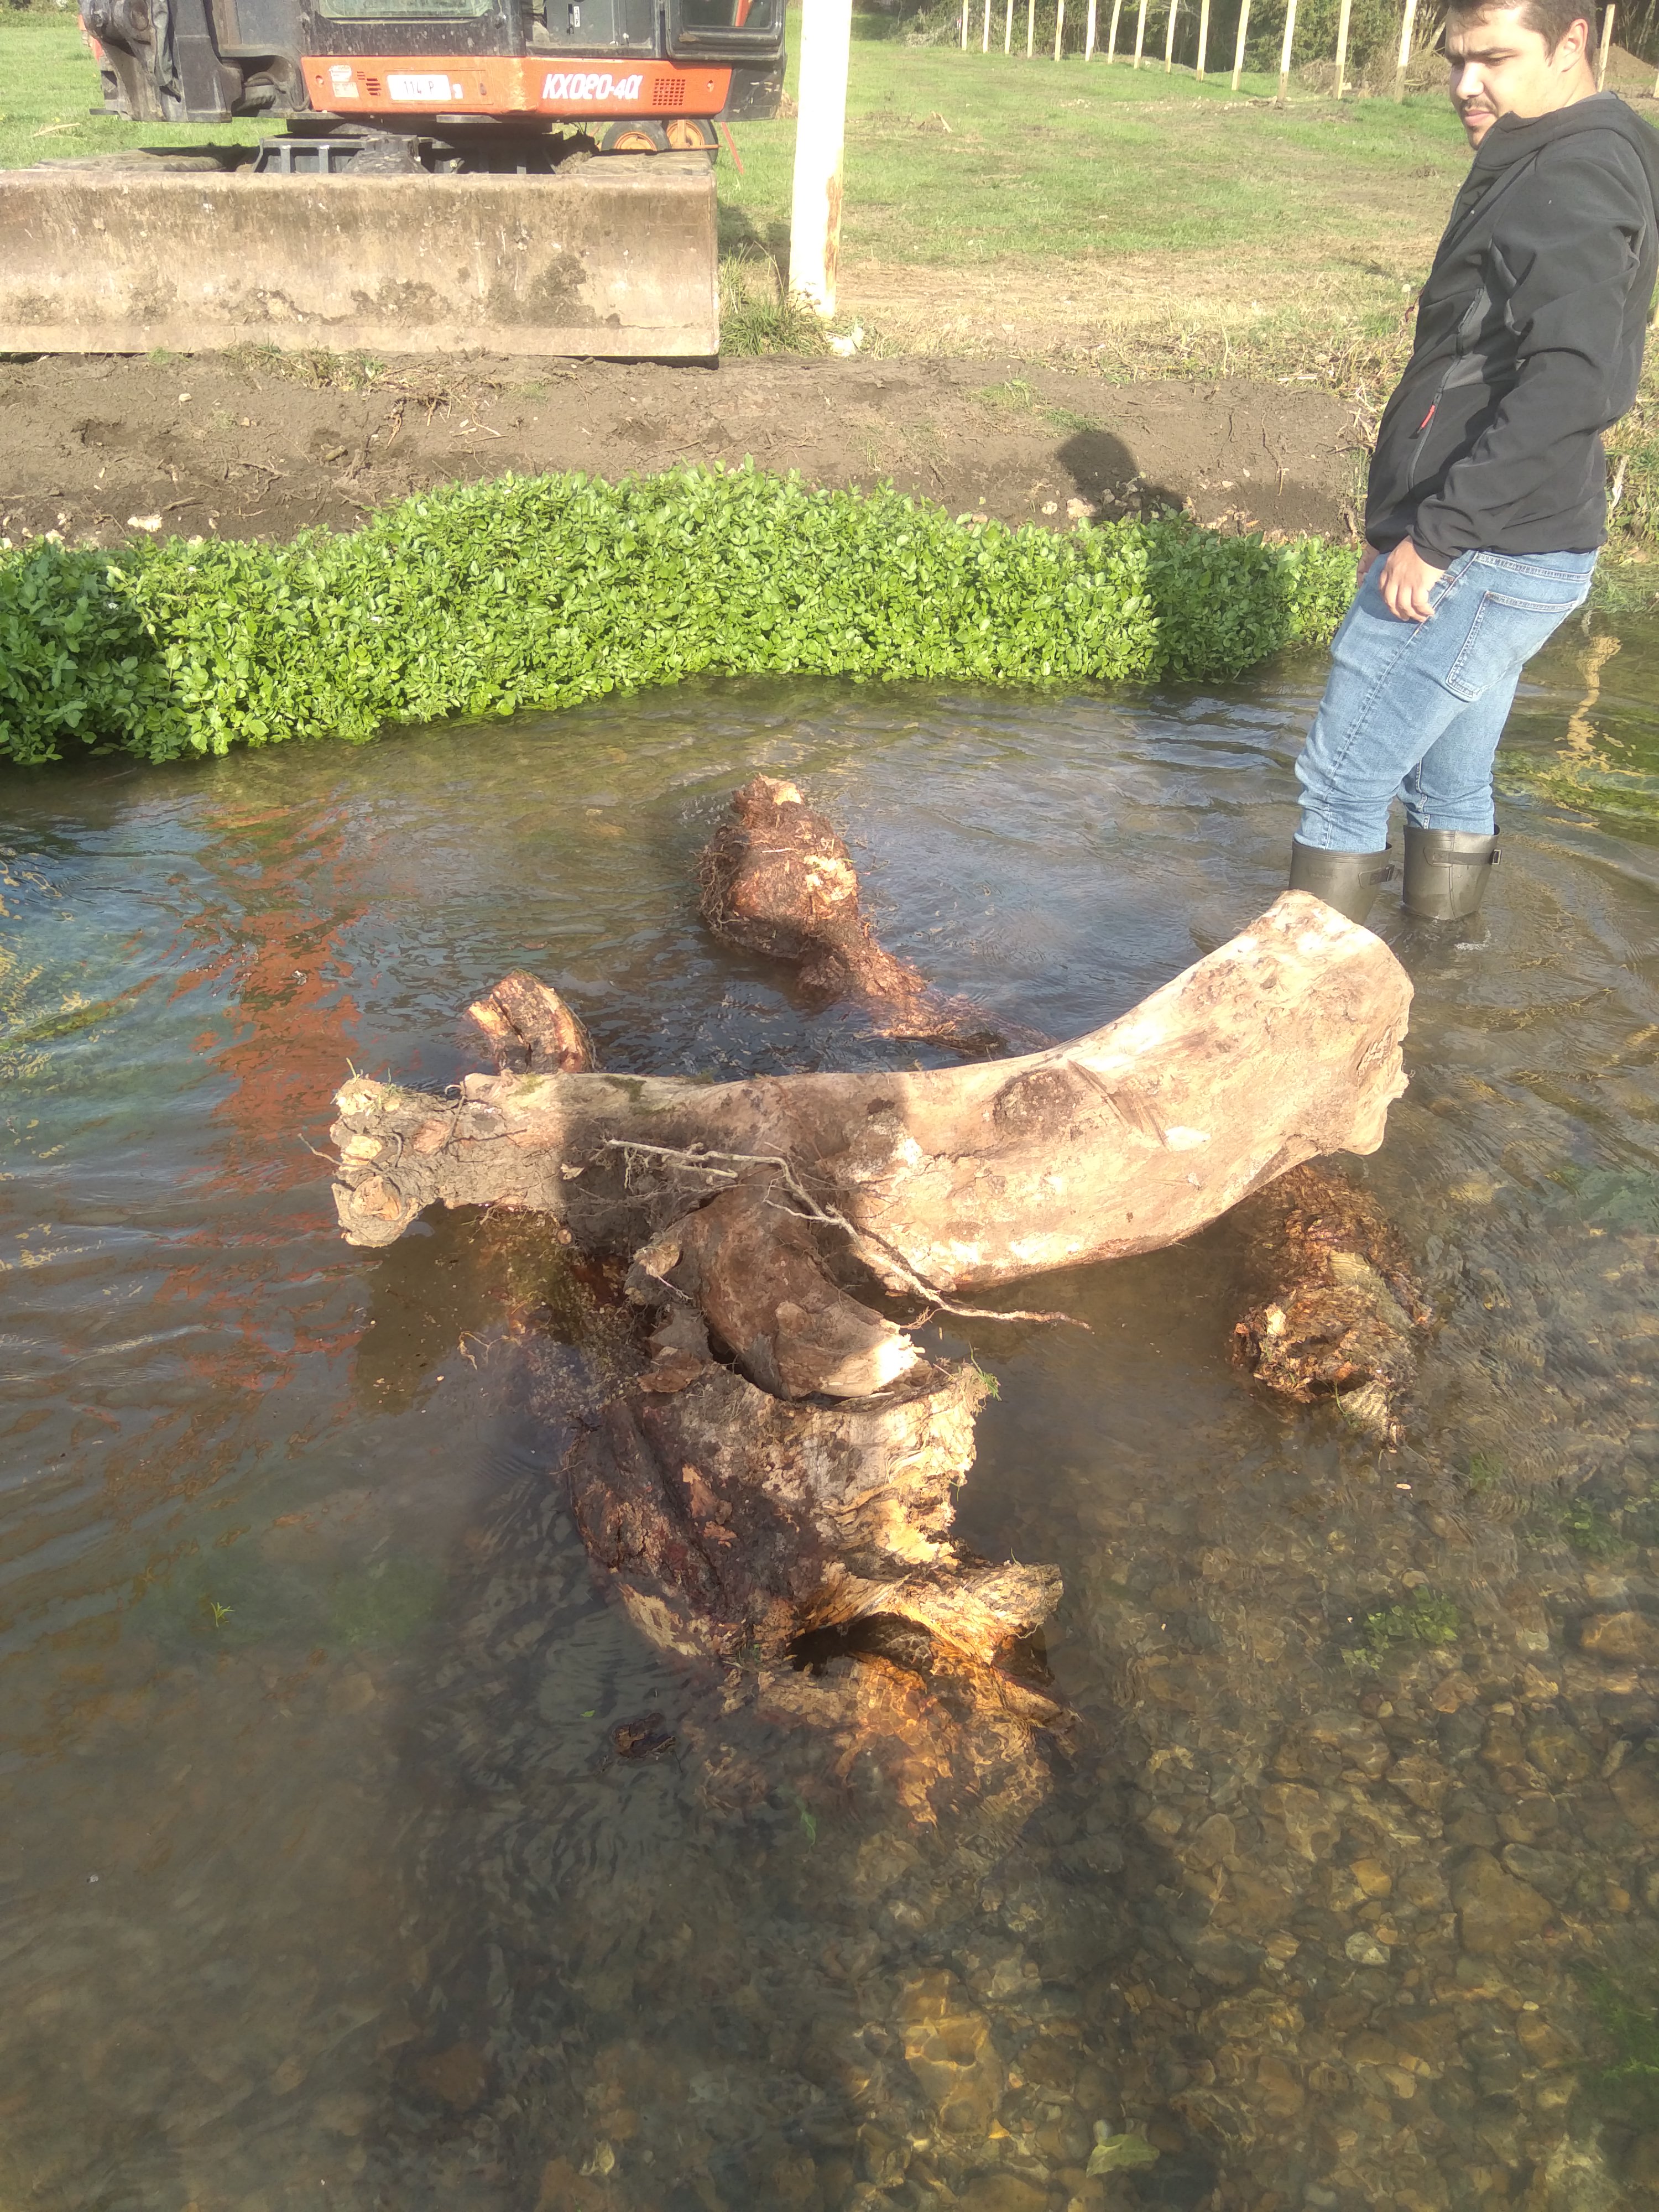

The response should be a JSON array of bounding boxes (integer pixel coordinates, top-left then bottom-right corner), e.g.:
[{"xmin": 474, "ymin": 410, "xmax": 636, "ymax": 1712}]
[{"xmin": 0, "ymin": 151, "xmax": 717, "ymax": 357}]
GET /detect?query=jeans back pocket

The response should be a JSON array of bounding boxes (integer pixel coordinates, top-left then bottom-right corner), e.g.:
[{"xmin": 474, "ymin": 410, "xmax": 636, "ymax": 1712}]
[{"xmin": 1442, "ymin": 584, "xmax": 1590, "ymax": 702}]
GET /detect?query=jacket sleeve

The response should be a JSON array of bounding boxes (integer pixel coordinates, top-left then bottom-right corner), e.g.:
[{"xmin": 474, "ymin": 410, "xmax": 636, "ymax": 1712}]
[{"xmin": 1410, "ymin": 135, "xmax": 1652, "ymax": 562}]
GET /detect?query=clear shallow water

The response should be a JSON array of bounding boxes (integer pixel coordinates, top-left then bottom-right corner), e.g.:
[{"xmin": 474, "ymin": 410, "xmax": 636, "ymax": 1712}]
[{"xmin": 3, "ymin": 613, "xmax": 1659, "ymax": 2212}]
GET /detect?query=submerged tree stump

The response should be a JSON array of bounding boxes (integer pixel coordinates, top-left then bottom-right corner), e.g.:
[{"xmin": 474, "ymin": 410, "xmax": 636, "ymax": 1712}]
[
  {"xmin": 1232, "ymin": 1161, "xmax": 1431, "ymax": 1442},
  {"xmin": 698, "ymin": 774, "xmax": 1047, "ymax": 1055},
  {"xmin": 330, "ymin": 782, "xmax": 1415, "ymax": 1704}
]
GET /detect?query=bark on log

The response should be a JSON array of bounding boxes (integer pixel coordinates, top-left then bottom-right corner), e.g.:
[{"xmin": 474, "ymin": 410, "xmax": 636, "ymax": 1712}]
[
  {"xmin": 331, "ymin": 891, "xmax": 1412, "ymax": 1302},
  {"xmin": 1232, "ymin": 1161, "xmax": 1431, "ymax": 1441},
  {"xmin": 699, "ymin": 774, "xmax": 1048, "ymax": 1055}
]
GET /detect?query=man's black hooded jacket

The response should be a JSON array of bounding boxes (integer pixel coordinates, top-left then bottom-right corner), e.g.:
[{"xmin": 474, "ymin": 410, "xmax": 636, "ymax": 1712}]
[{"xmin": 1366, "ymin": 92, "xmax": 1659, "ymax": 562}]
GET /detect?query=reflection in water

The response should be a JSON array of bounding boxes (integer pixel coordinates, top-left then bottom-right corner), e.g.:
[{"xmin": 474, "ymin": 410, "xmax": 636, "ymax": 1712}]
[{"xmin": 2, "ymin": 620, "xmax": 1658, "ymax": 2211}]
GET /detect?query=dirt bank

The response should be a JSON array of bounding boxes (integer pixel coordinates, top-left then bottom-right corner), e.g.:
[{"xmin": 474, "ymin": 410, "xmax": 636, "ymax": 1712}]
[{"xmin": 0, "ymin": 352, "xmax": 1365, "ymax": 549}]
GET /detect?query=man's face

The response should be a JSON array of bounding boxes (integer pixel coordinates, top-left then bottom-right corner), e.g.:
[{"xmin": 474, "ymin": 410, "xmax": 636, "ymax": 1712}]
[{"xmin": 1445, "ymin": 6, "xmax": 1592, "ymax": 145}]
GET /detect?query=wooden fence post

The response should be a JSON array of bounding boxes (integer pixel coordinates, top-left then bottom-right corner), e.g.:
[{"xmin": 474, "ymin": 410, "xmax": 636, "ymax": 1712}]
[
  {"xmin": 960, "ymin": 0, "xmax": 969, "ymax": 48},
  {"xmin": 1196, "ymin": 0, "xmax": 1211, "ymax": 76},
  {"xmin": 1393, "ymin": 0, "xmax": 1417, "ymax": 99},
  {"xmin": 1232, "ymin": 0, "xmax": 1251, "ymax": 89},
  {"xmin": 1165, "ymin": 0, "xmax": 1180, "ymax": 67},
  {"xmin": 1055, "ymin": 0, "xmax": 1066, "ymax": 57},
  {"xmin": 788, "ymin": 0, "xmax": 853, "ymax": 316},
  {"xmin": 1334, "ymin": 0, "xmax": 1352, "ymax": 94},
  {"xmin": 1277, "ymin": 0, "xmax": 1297, "ymax": 97},
  {"xmin": 1134, "ymin": 0, "xmax": 1149, "ymax": 66},
  {"xmin": 982, "ymin": 0, "xmax": 992, "ymax": 50},
  {"xmin": 1004, "ymin": 0, "xmax": 1014, "ymax": 51},
  {"xmin": 1107, "ymin": 0, "xmax": 1124, "ymax": 56},
  {"xmin": 1597, "ymin": 3, "xmax": 1615, "ymax": 87},
  {"xmin": 1027, "ymin": 0, "xmax": 1035, "ymax": 54},
  {"xmin": 1086, "ymin": 0, "xmax": 1099, "ymax": 57}
]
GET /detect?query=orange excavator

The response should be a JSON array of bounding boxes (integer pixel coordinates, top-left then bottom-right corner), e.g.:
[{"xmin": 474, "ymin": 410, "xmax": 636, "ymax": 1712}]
[{"xmin": 0, "ymin": 0, "xmax": 786, "ymax": 356}]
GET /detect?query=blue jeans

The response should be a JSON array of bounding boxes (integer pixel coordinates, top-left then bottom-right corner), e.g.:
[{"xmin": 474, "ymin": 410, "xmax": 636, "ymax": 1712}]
[{"xmin": 1295, "ymin": 546, "xmax": 1598, "ymax": 851}]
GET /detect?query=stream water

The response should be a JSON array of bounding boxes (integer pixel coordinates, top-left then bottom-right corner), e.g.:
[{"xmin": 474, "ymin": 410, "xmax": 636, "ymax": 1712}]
[{"xmin": 4, "ymin": 608, "xmax": 1659, "ymax": 2212}]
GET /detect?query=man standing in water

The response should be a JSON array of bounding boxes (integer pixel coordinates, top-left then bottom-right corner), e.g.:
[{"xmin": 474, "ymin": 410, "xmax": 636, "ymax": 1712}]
[{"xmin": 1289, "ymin": 0, "xmax": 1659, "ymax": 925}]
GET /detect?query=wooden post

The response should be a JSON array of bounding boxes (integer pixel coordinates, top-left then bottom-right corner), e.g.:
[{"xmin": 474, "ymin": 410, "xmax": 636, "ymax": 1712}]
[
  {"xmin": 1232, "ymin": 0, "xmax": 1251, "ymax": 89},
  {"xmin": 1086, "ymin": 0, "xmax": 1099, "ymax": 57},
  {"xmin": 1027, "ymin": 0, "xmax": 1035, "ymax": 54},
  {"xmin": 982, "ymin": 0, "xmax": 992, "ymax": 49},
  {"xmin": 1333, "ymin": 0, "xmax": 1351, "ymax": 94},
  {"xmin": 1055, "ymin": 0, "xmax": 1066, "ymax": 56},
  {"xmin": 1134, "ymin": 0, "xmax": 1149, "ymax": 66},
  {"xmin": 1196, "ymin": 0, "xmax": 1211, "ymax": 76},
  {"xmin": 787, "ymin": 0, "xmax": 854, "ymax": 316},
  {"xmin": 1393, "ymin": 0, "xmax": 1417, "ymax": 99},
  {"xmin": 1107, "ymin": 0, "xmax": 1124, "ymax": 57},
  {"xmin": 1165, "ymin": 0, "xmax": 1180, "ymax": 68},
  {"xmin": 1277, "ymin": 0, "xmax": 1296, "ymax": 97},
  {"xmin": 1597, "ymin": 3, "xmax": 1615, "ymax": 87},
  {"xmin": 1004, "ymin": 0, "xmax": 1015, "ymax": 50},
  {"xmin": 961, "ymin": 0, "xmax": 969, "ymax": 47}
]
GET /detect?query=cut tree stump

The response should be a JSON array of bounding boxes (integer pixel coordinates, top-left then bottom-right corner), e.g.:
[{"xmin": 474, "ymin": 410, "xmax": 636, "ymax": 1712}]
[{"xmin": 330, "ymin": 790, "xmax": 1413, "ymax": 1701}]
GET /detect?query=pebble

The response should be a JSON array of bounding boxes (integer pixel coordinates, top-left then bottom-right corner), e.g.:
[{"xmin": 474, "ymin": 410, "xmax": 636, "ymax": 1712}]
[
  {"xmin": 1451, "ymin": 1851, "xmax": 1553, "ymax": 1955},
  {"xmin": 1579, "ymin": 1610, "xmax": 1659, "ymax": 1665}
]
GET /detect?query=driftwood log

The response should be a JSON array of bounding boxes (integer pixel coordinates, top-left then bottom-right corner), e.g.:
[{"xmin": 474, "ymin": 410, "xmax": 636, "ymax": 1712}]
[
  {"xmin": 466, "ymin": 968, "xmax": 595, "ymax": 1074},
  {"xmin": 331, "ymin": 787, "xmax": 1413, "ymax": 1693},
  {"xmin": 333, "ymin": 895, "xmax": 1410, "ymax": 1286}
]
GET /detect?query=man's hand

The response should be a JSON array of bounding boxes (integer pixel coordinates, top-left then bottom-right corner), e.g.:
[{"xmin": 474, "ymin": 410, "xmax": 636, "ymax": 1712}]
[{"xmin": 1376, "ymin": 539, "xmax": 1448, "ymax": 622}]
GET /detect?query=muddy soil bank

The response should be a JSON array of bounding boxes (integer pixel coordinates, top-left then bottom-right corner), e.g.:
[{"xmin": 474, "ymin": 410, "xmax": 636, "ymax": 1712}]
[{"xmin": 0, "ymin": 352, "xmax": 1364, "ymax": 549}]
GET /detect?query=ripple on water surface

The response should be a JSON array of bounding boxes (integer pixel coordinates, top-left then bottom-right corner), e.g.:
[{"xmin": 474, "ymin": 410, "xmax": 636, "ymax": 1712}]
[{"xmin": 3, "ymin": 624, "xmax": 1659, "ymax": 2211}]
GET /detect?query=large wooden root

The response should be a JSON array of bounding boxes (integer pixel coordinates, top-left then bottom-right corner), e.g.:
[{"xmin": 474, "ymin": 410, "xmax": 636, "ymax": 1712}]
[
  {"xmin": 699, "ymin": 774, "xmax": 1048, "ymax": 1055},
  {"xmin": 332, "ymin": 807, "xmax": 1412, "ymax": 1702},
  {"xmin": 1232, "ymin": 1162, "xmax": 1431, "ymax": 1441},
  {"xmin": 535, "ymin": 1164, "xmax": 1066, "ymax": 1690},
  {"xmin": 559, "ymin": 1286, "xmax": 1060, "ymax": 1688},
  {"xmin": 330, "ymin": 892, "xmax": 1412, "ymax": 1290}
]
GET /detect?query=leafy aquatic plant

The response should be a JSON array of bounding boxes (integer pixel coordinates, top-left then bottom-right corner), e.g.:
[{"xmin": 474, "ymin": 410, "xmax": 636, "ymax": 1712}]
[
  {"xmin": 1342, "ymin": 1587, "xmax": 1462, "ymax": 1668},
  {"xmin": 1577, "ymin": 1966, "xmax": 1659, "ymax": 2128},
  {"xmin": 0, "ymin": 466, "xmax": 1357, "ymax": 769}
]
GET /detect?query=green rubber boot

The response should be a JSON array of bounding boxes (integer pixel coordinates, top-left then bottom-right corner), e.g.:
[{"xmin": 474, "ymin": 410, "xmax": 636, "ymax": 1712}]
[
  {"xmin": 1402, "ymin": 827, "xmax": 1500, "ymax": 921},
  {"xmin": 1287, "ymin": 839, "xmax": 1395, "ymax": 928}
]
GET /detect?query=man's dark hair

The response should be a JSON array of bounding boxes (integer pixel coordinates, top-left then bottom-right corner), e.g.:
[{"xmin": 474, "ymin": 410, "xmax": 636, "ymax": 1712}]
[{"xmin": 1443, "ymin": 0, "xmax": 1594, "ymax": 51}]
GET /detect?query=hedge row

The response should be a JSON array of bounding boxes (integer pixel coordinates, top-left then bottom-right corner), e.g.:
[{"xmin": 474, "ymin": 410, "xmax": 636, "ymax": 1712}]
[{"xmin": 0, "ymin": 466, "xmax": 1357, "ymax": 769}]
